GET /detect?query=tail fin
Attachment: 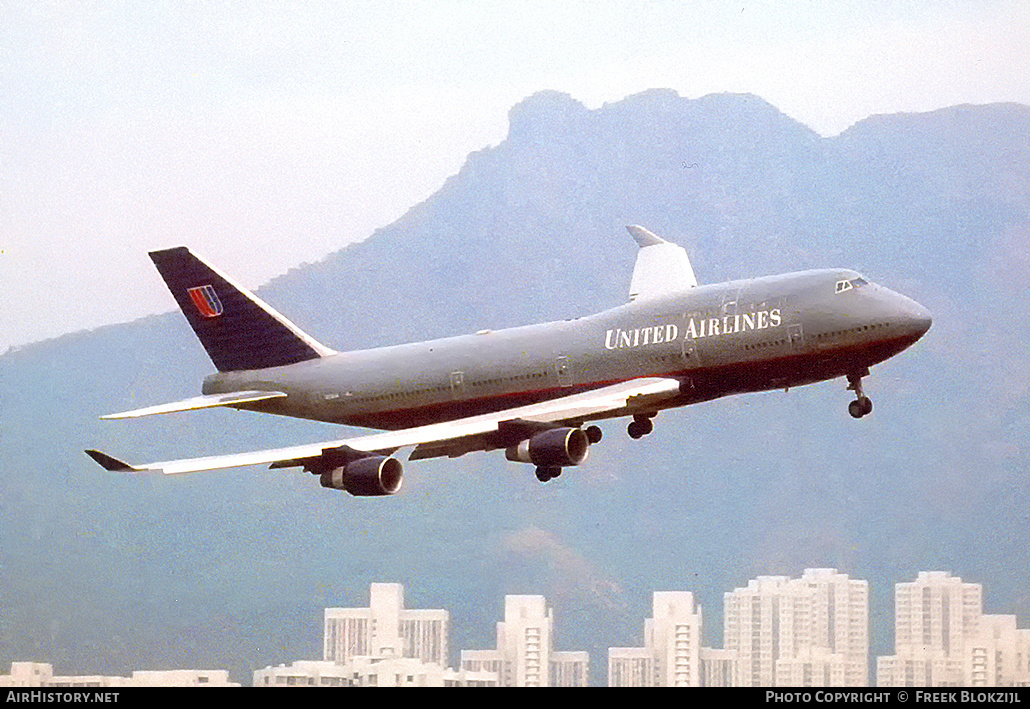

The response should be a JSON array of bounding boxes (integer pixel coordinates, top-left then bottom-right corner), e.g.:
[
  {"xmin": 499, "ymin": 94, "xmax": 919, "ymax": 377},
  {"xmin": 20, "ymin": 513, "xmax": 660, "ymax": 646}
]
[{"xmin": 149, "ymin": 247, "xmax": 335, "ymax": 372}]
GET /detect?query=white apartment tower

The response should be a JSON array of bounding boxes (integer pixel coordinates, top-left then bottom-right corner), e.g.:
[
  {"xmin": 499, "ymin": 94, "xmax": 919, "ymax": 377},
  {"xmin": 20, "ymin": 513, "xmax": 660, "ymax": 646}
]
[
  {"xmin": 608, "ymin": 647, "xmax": 655, "ymax": 687},
  {"xmin": 323, "ymin": 583, "xmax": 449, "ymax": 667},
  {"xmin": 873, "ymin": 571, "xmax": 1030, "ymax": 687},
  {"xmin": 877, "ymin": 571, "xmax": 983, "ymax": 687},
  {"xmin": 608, "ymin": 591, "xmax": 703, "ymax": 686},
  {"xmin": 499, "ymin": 595, "xmax": 551, "ymax": 687},
  {"xmin": 963, "ymin": 614, "xmax": 1030, "ymax": 687},
  {"xmin": 895, "ymin": 571, "xmax": 983, "ymax": 657},
  {"xmin": 724, "ymin": 575, "xmax": 789, "ymax": 686},
  {"xmin": 700, "ymin": 648, "xmax": 740, "ymax": 687},
  {"xmin": 460, "ymin": 595, "xmax": 588, "ymax": 687},
  {"xmin": 723, "ymin": 568, "xmax": 869, "ymax": 687}
]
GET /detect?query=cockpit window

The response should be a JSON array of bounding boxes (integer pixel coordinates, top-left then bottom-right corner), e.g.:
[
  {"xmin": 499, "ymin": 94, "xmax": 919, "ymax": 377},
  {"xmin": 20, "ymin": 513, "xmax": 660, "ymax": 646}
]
[{"xmin": 836, "ymin": 276, "xmax": 869, "ymax": 294}]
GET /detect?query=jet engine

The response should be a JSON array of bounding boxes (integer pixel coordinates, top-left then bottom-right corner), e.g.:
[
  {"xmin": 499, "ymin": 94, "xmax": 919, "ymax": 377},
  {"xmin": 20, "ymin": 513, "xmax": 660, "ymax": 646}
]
[
  {"xmin": 319, "ymin": 456, "xmax": 403, "ymax": 496},
  {"xmin": 504, "ymin": 427, "xmax": 590, "ymax": 467}
]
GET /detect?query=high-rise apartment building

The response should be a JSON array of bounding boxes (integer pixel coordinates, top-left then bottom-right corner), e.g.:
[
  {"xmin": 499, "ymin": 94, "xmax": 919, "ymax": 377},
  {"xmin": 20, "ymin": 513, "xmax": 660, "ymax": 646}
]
[
  {"xmin": 608, "ymin": 647, "xmax": 655, "ymax": 687},
  {"xmin": 460, "ymin": 595, "xmax": 588, "ymax": 687},
  {"xmin": 895, "ymin": 571, "xmax": 983, "ymax": 656},
  {"xmin": 700, "ymin": 648, "xmax": 739, "ymax": 687},
  {"xmin": 963, "ymin": 614, "xmax": 1030, "ymax": 687},
  {"xmin": 877, "ymin": 571, "xmax": 983, "ymax": 686},
  {"xmin": 724, "ymin": 575, "xmax": 788, "ymax": 686},
  {"xmin": 878, "ymin": 571, "xmax": 1030, "ymax": 687},
  {"xmin": 608, "ymin": 591, "xmax": 703, "ymax": 686},
  {"xmin": 723, "ymin": 568, "xmax": 868, "ymax": 687},
  {"xmin": 323, "ymin": 582, "xmax": 449, "ymax": 667}
]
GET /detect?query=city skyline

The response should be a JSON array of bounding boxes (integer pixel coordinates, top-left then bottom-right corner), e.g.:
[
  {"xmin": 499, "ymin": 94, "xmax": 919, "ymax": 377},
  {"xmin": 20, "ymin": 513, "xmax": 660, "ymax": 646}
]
[{"xmin": 6, "ymin": 570, "xmax": 1027, "ymax": 687}]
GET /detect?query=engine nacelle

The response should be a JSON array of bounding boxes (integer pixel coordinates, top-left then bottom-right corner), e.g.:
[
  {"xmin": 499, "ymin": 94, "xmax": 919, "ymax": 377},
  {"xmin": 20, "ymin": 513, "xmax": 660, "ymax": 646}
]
[
  {"xmin": 504, "ymin": 427, "xmax": 590, "ymax": 467},
  {"xmin": 319, "ymin": 456, "xmax": 404, "ymax": 496}
]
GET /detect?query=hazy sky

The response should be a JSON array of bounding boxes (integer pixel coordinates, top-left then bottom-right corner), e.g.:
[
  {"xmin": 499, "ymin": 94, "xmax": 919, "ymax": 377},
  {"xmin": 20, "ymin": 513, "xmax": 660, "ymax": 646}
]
[{"xmin": 2, "ymin": 1, "xmax": 1028, "ymax": 352}]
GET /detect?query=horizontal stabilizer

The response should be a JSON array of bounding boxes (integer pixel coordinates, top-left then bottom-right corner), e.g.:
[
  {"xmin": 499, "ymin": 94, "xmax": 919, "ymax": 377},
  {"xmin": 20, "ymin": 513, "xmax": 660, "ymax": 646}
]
[
  {"xmin": 626, "ymin": 225, "xmax": 698, "ymax": 300},
  {"xmin": 101, "ymin": 390, "xmax": 287, "ymax": 420}
]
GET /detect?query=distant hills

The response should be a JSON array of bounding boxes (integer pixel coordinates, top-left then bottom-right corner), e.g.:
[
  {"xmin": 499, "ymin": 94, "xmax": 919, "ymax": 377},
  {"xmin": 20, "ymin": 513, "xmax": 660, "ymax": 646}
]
[{"xmin": 1, "ymin": 90, "xmax": 1027, "ymax": 684}]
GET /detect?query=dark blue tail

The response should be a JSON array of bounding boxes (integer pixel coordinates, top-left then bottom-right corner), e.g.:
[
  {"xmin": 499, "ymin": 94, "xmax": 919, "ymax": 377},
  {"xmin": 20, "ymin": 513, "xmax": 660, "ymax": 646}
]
[{"xmin": 149, "ymin": 247, "xmax": 333, "ymax": 372}]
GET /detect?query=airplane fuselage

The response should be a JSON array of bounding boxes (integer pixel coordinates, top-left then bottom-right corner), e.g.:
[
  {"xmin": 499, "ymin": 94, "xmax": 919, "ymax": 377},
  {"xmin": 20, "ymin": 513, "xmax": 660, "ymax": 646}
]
[{"xmin": 204, "ymin": 268, "xmax": 932, "ymax": 430}]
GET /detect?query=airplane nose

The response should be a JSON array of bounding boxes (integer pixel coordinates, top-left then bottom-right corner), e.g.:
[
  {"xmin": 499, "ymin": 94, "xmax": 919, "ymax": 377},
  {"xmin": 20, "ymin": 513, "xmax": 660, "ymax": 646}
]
[
  {"xmin": 897, "ymin": 294, "xmax": 932, "ymax": 340},
  {"xmin": 913, "ymin": 301, "xmax": 932, "ymax": 337}
]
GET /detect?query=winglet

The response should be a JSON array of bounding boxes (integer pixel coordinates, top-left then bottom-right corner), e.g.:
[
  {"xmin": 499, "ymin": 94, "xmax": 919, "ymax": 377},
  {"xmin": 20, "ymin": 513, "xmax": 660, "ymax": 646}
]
[
  {"xmin": 626, "ymin": 226, "xmax": 698, "ymax": 301},
  {"xmin": 626, "ymin": 224, "xmax": 665, "ymax": 248},
  {"xmin": 85, "ymin": 450, "xmax": 142, "ymax": 473}
]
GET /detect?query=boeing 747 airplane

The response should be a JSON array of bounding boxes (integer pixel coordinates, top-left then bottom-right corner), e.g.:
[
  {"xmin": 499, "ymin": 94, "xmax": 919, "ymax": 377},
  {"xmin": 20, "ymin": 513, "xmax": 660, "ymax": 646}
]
[{"xmin": 86, "ymin": 227, "xmax": 932, "ymax": 496}]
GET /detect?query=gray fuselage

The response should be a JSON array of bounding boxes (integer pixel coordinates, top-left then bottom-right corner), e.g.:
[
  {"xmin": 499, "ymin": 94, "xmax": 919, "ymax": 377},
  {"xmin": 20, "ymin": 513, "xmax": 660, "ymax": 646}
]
[{"xmin": 203, "ymin": 268, "xmax": 932, "ymax": 430}]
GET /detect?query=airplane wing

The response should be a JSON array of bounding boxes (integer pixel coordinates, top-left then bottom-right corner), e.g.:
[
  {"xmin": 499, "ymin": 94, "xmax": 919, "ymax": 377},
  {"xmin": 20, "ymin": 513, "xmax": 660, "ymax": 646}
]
[{"xmin": 85, "ymin": 377, "xmax": 682, "ymax": 475}]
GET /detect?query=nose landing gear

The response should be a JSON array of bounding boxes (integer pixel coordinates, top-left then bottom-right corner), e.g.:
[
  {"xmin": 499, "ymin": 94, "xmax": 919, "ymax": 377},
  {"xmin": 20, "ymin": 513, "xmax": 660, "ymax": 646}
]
[{"xmin": 847, "ymin": 371, "xmax": 873, "ymax": 419}]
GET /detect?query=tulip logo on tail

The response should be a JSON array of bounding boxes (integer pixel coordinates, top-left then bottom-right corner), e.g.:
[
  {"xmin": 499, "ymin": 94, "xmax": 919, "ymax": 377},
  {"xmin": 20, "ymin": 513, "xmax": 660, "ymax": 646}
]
[{"xmin": 188, "ymin": 285, "xmax": 223, "ymax": 318}]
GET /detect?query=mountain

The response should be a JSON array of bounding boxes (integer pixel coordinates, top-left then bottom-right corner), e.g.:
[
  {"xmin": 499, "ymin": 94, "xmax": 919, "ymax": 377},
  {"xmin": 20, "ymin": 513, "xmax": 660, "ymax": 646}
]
[{"xmin": 1, "ymin": 90, "xmax": 1027, "ymax": 684}]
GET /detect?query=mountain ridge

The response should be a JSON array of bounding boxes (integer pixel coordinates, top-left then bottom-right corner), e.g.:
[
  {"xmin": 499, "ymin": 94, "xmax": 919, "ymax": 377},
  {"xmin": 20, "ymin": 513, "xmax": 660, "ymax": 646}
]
[{"xmin": 1, "ymin": 90, "xmax": 1027, "ymax": 683}]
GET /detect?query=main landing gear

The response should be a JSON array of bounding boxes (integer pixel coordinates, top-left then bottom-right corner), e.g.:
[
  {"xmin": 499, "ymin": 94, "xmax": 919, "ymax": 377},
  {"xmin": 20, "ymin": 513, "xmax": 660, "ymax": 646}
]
[
  {"xmin": 536, "ymin": 466, "xmax": 561, "ymax": 482},
  {"xmin": 847, "ymin": 371, "xmax": 873, "ymax": 419},
  {"xmin": 627, "ymin": 413, "xmax": 655, "ymax": 439}
]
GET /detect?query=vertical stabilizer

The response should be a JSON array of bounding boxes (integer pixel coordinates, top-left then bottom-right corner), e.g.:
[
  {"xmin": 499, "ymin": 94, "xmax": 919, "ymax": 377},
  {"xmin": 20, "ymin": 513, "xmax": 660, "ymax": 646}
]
[
  {"xmin": 149, "ymin": 247, "xmax": 335, "ymax": 372},
  {"xmin": 626, "ymin": 225, "xmax": 698, "ymax": 301}
]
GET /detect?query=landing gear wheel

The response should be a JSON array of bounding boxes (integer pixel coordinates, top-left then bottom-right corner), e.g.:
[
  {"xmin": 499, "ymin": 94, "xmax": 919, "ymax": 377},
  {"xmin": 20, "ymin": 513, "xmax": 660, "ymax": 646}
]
[
  {"xmin": 585, "ymin": 425, "xmax": 603, "ymax": 444},
  {"xmin": 535, "ymin": 466, "xmax": 561, "ymax": 482},
  {"xmin": 628, "ymin": 415, "xmax": 654, "ymax": 439},
  {"xmin": 846, "ymin": 371, "xmax": 873, "ymax": 419},
  {"xmin": 848, "ymin": 396, "xmax": 873, "ymax": 419}
]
